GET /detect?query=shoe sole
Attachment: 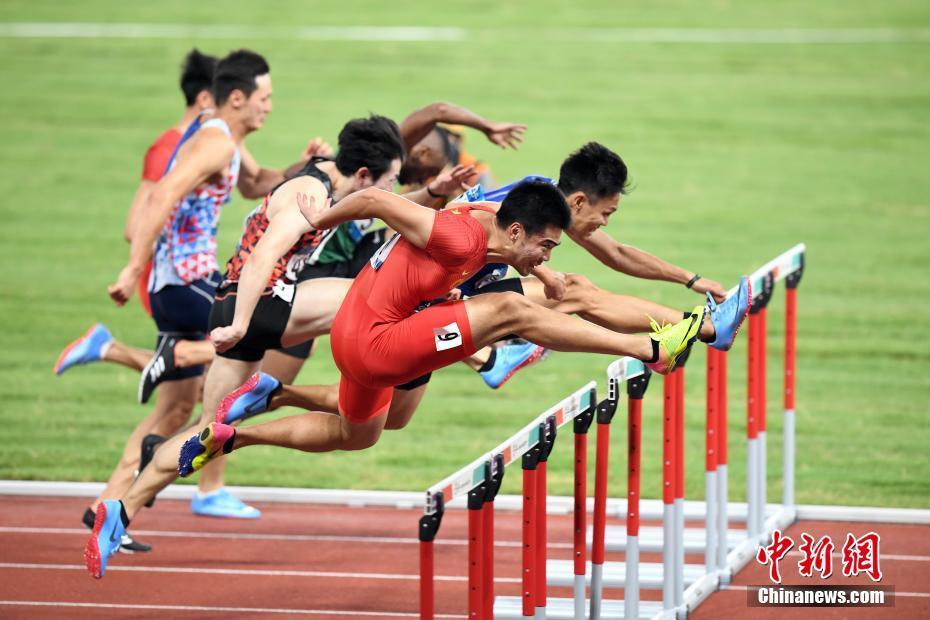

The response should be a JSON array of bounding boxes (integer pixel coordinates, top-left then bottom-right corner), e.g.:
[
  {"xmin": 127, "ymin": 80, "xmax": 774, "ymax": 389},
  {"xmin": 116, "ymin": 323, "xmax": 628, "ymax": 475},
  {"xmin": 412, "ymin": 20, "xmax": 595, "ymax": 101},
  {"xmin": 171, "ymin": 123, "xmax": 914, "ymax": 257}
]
[
  {"xmin": 54, "ymin": 324, "xmax": 100, "ymax": 375},
  {"xmin": 178, "ymin": 429, "xmax": 211, "ymax": 478},
  {"xmin": 493, "ymin": 346, "xmax": 549, "ymax": 390},
  {"xmin": 216, "ymin": 373, "xmax": 261, "ymax": 424},
  {"xmin": 83, "ymin": 502, "xmax": 107, "ymax": 579},
  {"xmin": 712, "ymin": 279, "xmax": 753, "ymax": 352}
]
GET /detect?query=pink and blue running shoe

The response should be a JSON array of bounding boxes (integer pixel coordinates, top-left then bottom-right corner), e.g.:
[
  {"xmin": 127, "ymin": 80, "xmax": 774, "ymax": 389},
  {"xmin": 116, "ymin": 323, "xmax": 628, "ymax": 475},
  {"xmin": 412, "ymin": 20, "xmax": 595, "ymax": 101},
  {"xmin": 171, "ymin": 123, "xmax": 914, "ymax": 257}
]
[
  {"xmin": 480, "ymin": 341, "xmax": 549, "ymax": 389},
  {"xmin": 83, "ymin": 499, "xmax": 126, "ymax": 579},
  {"xmin": 215, "ymin": 372, "xmax": 281, "ymax": 424},
  {"xmin": 706, "ymin": 276, "xmax": 752, "ymax": 351},
  {"xmin": 178, "ymin": 423, "xmax": 236, "ymax": 478},
  {"xmin": 54, "ymin": 324, "xmax": 113, "ymax": 375}
]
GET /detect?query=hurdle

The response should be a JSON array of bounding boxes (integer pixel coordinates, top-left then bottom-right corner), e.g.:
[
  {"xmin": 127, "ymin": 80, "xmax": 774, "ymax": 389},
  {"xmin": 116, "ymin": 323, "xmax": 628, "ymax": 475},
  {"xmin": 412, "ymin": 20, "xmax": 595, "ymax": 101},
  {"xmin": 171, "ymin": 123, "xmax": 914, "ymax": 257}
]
[
  {"xmin": 419, "ymin": 244, "xmax": 805, "ymax": 618},
  {"xmin": 420, "ymin": 380, "xmax": 598, "ymax": 619}
]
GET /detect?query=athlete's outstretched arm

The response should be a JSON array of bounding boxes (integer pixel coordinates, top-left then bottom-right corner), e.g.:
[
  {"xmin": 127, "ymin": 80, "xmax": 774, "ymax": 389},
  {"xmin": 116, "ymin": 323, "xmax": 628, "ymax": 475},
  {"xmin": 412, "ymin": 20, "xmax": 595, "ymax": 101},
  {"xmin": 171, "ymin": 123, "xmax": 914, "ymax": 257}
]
[
  {"xmin": 301, "ymin": 187, "xmax": 436, "ymax": 250},
  {"xmin": 236, "ymin": 141, "xmax": 329, "ymax": 199},
  {"xmin": 399, "ymin": 101, "xmax": 526, "ymax": 151},
  {"xmin": 109, "ymin": 131, "xmax": 235, "ymax": 306},
  {"xmin": 211, "ymin": 177, "xmax": 325, "ymax": 352},
  {"xmin": 568, "ymin": 228, "xmax": 726, "ymax": 302}
]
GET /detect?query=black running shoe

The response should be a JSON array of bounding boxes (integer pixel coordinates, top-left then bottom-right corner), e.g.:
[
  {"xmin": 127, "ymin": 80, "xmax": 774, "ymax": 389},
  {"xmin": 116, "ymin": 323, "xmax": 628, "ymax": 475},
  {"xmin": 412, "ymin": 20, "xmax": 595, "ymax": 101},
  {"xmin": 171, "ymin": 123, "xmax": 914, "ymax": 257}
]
[
  {"xmin": 138, "ymin": 433, "xmax": 165, "ymax": 508},
  {"xmin": 82, "ymin": 507, "xmax": 152, "ymax": 553},
  {"xmin": 138, "ymin": 334, "xmax": 179, "ymax": 404}
]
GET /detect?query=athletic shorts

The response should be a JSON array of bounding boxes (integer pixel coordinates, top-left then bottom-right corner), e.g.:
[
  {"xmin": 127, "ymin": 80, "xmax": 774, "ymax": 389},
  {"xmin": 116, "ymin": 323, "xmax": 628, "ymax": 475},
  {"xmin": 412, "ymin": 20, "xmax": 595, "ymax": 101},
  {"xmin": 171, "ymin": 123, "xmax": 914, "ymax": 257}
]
[
  {"xmin": 331, "ymin": 297, "xmax": 477, "ymax": 423},
  {"xmin": 209, "ymin": 283, "xmax": 294, "ymax": 362},
  {"xmin": 149, "ymin": 272, "xmax": 220, "ymax": 379},
  {"xmin": 277, "ymin": 228, "xmax": 387, "ymax": 360},
  {"xmin": 470, "ymin": 276, "xmax": 525, "ymax": 296}
]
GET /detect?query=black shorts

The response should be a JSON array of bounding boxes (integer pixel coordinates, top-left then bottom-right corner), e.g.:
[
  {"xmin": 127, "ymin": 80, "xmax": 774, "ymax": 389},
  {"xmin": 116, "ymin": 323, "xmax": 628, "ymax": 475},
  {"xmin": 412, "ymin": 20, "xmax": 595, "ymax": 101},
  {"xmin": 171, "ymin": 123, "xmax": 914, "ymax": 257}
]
[
  {"xmin": 209, "ymin": 284, "xmax": 294, "ymax": 362},
  {"xmin": 470, "ymin": 277, "xmax": 525, "ymax": 296},
  {"xmin": 150, "ymin": 272, "xmax": 221, "ymax": 379}
]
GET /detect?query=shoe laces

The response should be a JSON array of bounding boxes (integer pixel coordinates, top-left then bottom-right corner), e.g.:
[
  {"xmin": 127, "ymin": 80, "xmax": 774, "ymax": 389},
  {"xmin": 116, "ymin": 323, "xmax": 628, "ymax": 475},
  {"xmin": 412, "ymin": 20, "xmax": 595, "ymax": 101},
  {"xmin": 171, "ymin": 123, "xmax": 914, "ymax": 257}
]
[{"xmin": 648, "ymin": 315, "xmax": 672, "ymax": 335}]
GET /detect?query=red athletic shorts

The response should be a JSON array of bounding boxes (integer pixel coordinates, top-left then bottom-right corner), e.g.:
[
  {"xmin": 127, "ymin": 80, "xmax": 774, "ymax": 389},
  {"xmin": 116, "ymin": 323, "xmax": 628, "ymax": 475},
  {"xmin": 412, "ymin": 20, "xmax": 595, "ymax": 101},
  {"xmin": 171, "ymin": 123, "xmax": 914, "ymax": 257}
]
[{"xmin": 331, "ymin": 298, "xmax": 477, "ymax": 423}]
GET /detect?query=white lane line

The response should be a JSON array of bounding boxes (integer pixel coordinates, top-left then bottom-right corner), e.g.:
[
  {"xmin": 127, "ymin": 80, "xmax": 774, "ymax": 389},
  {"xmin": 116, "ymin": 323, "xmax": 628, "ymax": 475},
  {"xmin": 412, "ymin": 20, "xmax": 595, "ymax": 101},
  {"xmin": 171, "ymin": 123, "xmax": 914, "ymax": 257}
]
[
  {"xmin": 0, "ymin": 23, "xmax": 465, "ymax": 41},
  {"xmin": 0, "ymin": 23, "xmax": 929, "ymax": 44},
  {"xmin": 721, "ymin": 584, "xmax": 930, "ymax": 598},
  {"xmin": 0, "ymin": 600, "xmax": 465, "ymax": 618},
  {"xmin": 0, "ymin": 562, "xmax": 521, "ymax": 584},
  {"xmin": 0, "ymin": 525, "xmax": 573, "ymax": 549}
]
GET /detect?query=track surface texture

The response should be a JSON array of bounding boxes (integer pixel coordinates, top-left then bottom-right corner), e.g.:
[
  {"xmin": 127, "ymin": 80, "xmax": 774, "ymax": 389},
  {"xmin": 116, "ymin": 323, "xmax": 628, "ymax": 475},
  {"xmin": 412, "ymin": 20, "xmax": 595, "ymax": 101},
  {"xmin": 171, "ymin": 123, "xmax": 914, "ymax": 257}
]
[{"xmin": 0, "ymin": 496, "xmax": 927, "ymax": 618}]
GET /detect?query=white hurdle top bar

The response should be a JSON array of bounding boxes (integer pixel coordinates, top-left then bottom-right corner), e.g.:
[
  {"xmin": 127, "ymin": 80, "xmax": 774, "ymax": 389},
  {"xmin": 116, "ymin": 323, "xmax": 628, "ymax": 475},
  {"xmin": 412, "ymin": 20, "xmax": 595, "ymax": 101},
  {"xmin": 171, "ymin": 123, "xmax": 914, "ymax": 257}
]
[
  {"xmin": 423, "ymin": 357, "xmax": 647, "ymax": 515},
  {"xmin": 423, "ymin": 380, "xmax": 596, "ymax": 515},
  {"xmin": 726, "ymin": 243, "xmax": 806, "ymax": 298}
]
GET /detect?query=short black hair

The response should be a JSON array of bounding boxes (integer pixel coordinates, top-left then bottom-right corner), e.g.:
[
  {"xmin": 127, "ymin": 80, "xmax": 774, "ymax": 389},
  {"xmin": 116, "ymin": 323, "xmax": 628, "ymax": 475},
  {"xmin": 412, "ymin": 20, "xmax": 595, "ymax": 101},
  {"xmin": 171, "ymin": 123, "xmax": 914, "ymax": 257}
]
[
  {"xmin": 213, "ymin": 49, "xmax": 270, "ymax": 107},
  {"xmin": 335, "ymin": 115, "xmax": 406, "ymax": 181},
  {"xmin": 496, "ymin": 180, "xmax": 571, "ymax": 236},
  {"xmin": 557, "ymin": 142, "xmax": 630, "ymax": 200},
  {"xmin": 180, "ymin": 49, "xmax": 218, "ymax": 106}
]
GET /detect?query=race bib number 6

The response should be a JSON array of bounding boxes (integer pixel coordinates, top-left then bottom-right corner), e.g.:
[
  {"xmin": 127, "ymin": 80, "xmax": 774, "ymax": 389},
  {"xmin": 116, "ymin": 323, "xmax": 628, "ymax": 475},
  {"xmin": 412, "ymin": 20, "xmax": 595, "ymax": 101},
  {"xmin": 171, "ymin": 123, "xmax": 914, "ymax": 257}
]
[{"xmin": 434, "ymin": 322, "xmax": 463, "ymax": 352}]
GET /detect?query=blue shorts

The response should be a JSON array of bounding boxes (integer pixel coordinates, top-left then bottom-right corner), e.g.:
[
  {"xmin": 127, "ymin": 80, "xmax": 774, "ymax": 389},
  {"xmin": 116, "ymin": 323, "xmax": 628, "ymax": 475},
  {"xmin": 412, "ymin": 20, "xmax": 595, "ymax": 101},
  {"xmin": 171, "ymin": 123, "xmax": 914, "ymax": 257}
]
[{"xmin": 149, "ymin": 272, "xmax": 220, "ymax": 379}]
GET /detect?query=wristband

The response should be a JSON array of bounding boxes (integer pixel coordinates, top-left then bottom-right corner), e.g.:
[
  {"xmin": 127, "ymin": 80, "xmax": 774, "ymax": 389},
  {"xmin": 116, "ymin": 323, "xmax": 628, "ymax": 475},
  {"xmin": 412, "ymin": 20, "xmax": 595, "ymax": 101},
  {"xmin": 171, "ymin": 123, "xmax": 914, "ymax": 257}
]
[
  {"xmin": 685, "ymin": 274, "xmax": 701, "ymax": 289},
  {"xmin": 426, "ymin": 185, "xmax": 443, "ymax": 199}
]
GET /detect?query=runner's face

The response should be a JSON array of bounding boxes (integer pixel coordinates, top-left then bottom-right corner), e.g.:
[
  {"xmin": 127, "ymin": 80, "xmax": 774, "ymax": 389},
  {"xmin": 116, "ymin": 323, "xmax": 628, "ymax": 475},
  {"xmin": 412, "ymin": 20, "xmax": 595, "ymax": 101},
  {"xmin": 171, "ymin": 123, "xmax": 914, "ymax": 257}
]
[
  {"xmin": 572, "ymin": 193, "xmax": 619, "ymax": 237},
  {"xmin": 372, "ymin": 159, "xmax": 402, "ymax": 191},
  {"xmin": 514, "ymin": 226, "xmax": 562, "ymax": 275},
  {"xmin": 244, "ymin": 74, "xmax": 273, "ymax": 131}
]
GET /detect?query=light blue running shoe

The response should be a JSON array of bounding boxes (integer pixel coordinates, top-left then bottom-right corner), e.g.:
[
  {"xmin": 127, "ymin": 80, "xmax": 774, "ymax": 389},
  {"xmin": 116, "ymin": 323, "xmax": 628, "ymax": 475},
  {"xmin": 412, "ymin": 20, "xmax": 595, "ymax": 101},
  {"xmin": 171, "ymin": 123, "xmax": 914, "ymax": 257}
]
[
  {"xmin": 215, "ymin": 372, "xmax": 282, "ymax": 425},
  {"xmin": 83, "ymin": 499, "xmax": 126, "ymax": 579},
  {"xmin": 55, "ymin": 324, "xmax": 113, "ymax": 375},
  {"xmin": 706, "ymin": 276, "xmax": 752, "ymax": 351},
  {"xmin": 191, "ymin": 487, "xmax": 261, "ymax": 519},
  {"xmin": 480, "ymin": 341, "xmax": 549, "ymax": 389}
]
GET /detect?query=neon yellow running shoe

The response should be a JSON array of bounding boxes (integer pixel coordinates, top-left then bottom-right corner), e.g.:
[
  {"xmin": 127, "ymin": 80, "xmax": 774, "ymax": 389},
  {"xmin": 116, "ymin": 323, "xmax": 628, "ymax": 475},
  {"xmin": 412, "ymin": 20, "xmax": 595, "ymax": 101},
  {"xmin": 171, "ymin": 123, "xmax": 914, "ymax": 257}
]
[{"xmin": 647, "ymin": 305, "xmax": 707, "ymax": 374}]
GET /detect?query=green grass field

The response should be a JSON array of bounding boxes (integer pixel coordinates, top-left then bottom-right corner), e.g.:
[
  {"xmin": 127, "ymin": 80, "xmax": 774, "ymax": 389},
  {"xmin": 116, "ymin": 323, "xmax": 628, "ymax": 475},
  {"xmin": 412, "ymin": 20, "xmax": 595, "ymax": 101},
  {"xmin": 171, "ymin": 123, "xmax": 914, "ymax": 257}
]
[{"xmin": 1, "ymin": 1, "xmax": 928, "ymax": 509}]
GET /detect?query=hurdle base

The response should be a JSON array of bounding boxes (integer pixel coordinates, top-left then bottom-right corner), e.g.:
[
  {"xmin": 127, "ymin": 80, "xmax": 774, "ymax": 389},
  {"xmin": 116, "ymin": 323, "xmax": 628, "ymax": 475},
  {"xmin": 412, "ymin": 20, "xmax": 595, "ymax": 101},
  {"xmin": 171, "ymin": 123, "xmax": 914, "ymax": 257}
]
[
  {"xmin": 547, "ymin": 559, "xmax": 706, "ymax": 590},
  {"xmin": 494, "ymin": 595, "xmax": 663, "ymax": 619},
  {"xmin": 597, "ymin": 524, "xmax": 746, "ymax": 554}
]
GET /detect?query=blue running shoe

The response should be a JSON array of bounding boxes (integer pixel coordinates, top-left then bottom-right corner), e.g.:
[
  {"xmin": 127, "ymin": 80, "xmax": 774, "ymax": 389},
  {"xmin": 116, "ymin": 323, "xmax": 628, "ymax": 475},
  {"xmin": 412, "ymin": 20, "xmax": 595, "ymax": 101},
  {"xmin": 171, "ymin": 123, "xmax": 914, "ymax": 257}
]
[
  {"xmin": 706, "ymin": 276, "xmax": 752, "ymax": 351},
  {"xmin": 83, "ymin": 499, "xmax": 126, "ymax": 579},
  {"xmin": 480, "ymin": 341, "xmax": 549, "ymax": 389},
  {"xmin": 55, "ymin": 324, "xmax": 113, "ymax": 375},
  {"xmin": 215, "ymin": 372, "xmax": 282, "ymax": 424},
  {"xmin": 191, "ymin": 487, "xmax": 261, "ymax": 519}
]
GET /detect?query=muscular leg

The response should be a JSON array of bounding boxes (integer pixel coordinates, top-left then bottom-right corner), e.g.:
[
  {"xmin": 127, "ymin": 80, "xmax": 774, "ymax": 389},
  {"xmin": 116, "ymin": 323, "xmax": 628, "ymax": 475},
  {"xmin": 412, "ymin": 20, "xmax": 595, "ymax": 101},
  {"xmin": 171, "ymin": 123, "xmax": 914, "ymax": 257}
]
[
  {"xmin": 91, "ymin": 377, "xmax": 201, "ymax": 511},
  {"xmin": 384, "ymin": 384, "xmax": 429, "ymax": 430},
  {"xmin": 464, "ymin": 292, "xmax": 656, "ymax": 360},
  {"xmin": 519, "ymin": 274, "xmax": 714, "ymax": 339},
  {"xmin": 196, "ymin": 357, "xmax": 262, "ymax": 494},
  {"xmin": 102, "ymin": 340, "xmax": 153, "ymax": 372},
  {"xmin": 269, "ymin": 382, "xmax": 340, "ymax": 414},
  {"xmin": 174, "ymin": 339, "xmax": 216, "ymax": 369},
  {"xmin": 260, "ymin": 346, "xmax": 314, "ymax": 385},
  {"xmin": 282, "ymin": 278, "xmax": 355, "ymax": 346},
  {"xmin": 234, "ymin": 409, "xmax": 387, "ymax": 453}
]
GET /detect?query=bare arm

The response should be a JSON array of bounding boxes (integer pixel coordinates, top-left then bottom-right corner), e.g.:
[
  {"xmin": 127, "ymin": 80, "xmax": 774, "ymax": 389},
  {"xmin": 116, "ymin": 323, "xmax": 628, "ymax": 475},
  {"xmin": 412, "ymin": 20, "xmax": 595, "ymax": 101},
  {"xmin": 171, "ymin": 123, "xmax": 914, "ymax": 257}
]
[
  {"xmin": 569, "ymin": 228, "xmax": 726, "ymax": 301},
  {"xmin": 211, "ymin": 179, "xmax": 320, "ymax": 352},
  {"xmin": 301, "ymin": 187, "xmax": 436, "ymax": 250},
  {"xmin": 236, "ymin": 143, "xmax": 312, "ymax": 200},
  {"xmin": 108, "ymin": 131, "xmax": 235, "ymax": 305},
  {"xmin": 401, "ymin": 164, "xmax": 475, "ymax": 209},
  {"xmin": 123, "ymin": 179, "xmax": 156, "ymax": 242},
  {"xmin": 399, "ymin": 101, "xmax": 526, "ymax": 151}
]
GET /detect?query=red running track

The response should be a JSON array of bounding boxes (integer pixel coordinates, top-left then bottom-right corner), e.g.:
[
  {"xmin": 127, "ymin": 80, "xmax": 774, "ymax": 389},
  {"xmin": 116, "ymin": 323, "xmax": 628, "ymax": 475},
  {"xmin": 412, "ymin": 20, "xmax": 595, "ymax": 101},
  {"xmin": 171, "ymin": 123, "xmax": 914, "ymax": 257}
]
[{"xmin": 0, "ymin": 495, "xmax": 927, "ymax": 618}]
